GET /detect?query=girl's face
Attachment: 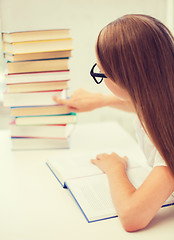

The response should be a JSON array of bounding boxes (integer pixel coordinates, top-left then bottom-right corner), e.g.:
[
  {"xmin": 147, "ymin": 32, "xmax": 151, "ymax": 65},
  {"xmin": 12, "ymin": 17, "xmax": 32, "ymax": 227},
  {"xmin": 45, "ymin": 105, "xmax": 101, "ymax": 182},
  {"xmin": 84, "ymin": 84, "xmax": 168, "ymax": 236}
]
[
  {"xmin": 97, "ymin": 60, "xmax": 130, "ymax": 101},
  {"xmin": 104, "ymin": 78, "xmax": 130, "ymax": 101}
]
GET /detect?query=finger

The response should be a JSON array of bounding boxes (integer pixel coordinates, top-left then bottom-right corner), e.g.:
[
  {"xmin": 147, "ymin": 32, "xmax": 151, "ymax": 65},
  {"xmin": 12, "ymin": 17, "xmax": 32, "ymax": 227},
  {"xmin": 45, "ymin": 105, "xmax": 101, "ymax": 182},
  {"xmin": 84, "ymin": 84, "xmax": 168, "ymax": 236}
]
[
  {"xmin": 111, "ymin": 152, "xmax": 119, "ymax": 157},
  {"xmin": 53, "ymin": 96, "xmax": 71, "ymax": 105},
  {"xmin": 91, "ymin": 159, "xmax": 98, "ymax": 165},
  {"xmin": 96, "ymin": 154, "xmax": 102, "ymax": 160},
  {"xmin": 96, "ymin": 153, "xmax": 107, "ymax": 159},
  {"xmin": 68, "ymin": 107, "xmax": 80, "ymax": 113},
  {"xmin": 52, "ymin": 96, "xmax": 63, "ymax": 104}
]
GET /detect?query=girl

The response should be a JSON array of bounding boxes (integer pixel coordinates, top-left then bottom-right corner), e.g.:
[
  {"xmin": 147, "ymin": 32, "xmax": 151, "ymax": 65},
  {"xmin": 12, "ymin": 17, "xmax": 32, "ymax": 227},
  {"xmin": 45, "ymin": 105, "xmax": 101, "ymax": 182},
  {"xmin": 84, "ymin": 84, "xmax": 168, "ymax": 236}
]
[{"xmin": 53, "ymin": 14, "xmax": 174, "ymax": 232}]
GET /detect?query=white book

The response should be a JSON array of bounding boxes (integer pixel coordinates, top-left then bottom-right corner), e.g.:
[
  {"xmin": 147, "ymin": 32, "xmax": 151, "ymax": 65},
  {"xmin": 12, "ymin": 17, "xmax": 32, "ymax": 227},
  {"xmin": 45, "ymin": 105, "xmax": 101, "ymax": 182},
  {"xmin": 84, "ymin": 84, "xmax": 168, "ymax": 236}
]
[
  {"xmin": 10, "ymin": 122, "xmax": 75, "ymax": 138},
  {"xmin": 46, "ymin": 152, "xmax": 174, "ymax": 223},
  {"xmin": 4, "ymin": 71, "xmax": 70, "ymax": 84},
  {"xmin": 3, "ymin": 90, "xmax": 67, "ymax": 107},
  {"xmin": 11, "ymin": 137, "xmax": 70, "ymax": 150},
  {"xmin": 7, "ymin": 80, "xmax": 69, "ymax": 93}
]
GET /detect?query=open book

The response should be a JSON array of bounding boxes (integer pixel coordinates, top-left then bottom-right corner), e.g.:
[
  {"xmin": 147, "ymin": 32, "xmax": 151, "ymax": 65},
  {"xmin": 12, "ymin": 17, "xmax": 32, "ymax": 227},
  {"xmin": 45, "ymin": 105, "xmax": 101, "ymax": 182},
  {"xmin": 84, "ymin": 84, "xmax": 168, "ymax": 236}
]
[{"xmin": 46, "ymin": 152, "xmax": 174, "ymax": 223}]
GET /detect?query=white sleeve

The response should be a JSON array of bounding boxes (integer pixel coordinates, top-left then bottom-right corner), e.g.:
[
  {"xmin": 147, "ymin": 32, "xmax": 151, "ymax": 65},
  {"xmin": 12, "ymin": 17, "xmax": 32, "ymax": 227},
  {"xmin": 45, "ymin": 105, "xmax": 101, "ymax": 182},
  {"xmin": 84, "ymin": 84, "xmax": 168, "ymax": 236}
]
[
  {"xmin": 134, "ymin": 117, "xmax": 167, "ymax": 168},
  {"xmin": 153, "ymin": 151, "xmax": 167, "ymax": 167}
]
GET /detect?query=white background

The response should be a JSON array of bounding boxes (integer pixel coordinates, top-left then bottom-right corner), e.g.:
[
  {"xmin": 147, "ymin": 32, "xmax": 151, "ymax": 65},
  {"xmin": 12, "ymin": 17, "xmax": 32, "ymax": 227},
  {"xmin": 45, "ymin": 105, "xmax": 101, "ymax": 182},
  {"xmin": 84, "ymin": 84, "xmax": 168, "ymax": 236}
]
[{"xmin": 0, "ymin": 0, "xmax": 173, "ymax": 134}]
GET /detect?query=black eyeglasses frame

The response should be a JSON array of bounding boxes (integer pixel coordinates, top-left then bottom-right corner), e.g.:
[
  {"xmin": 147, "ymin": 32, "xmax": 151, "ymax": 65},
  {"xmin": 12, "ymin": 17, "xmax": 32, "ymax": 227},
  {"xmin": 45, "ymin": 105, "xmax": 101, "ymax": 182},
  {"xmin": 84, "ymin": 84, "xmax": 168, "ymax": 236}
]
[{"xmin": 90, "ymin": 63, "xmax": 107, "ymax": 84}]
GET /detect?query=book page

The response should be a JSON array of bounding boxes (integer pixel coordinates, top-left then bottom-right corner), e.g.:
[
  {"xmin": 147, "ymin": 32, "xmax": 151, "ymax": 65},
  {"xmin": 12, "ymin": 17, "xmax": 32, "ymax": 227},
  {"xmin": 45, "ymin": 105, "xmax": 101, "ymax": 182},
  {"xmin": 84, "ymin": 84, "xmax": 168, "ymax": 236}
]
[
  {"xmin": 46, "ymin": 152, "xmax": 103, "ymax": 186},
  {"xmin": 66, "ymin": 174, "xmax": 116, "ymax": 222},
  {"xmin": 66, "ymin": 167, "xmax": 151, "ymax": 222},
  {"xmin": 46, "ymin": 149, "xmax": 146, "ymax": 187}
]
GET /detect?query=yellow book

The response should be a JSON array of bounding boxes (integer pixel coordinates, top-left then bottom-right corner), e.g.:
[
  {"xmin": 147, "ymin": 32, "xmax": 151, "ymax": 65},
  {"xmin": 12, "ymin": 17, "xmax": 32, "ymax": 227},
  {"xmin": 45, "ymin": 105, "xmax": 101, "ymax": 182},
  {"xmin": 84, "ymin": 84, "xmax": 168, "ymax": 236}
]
[
  {"xmin": 7, "ymin": 58, "xmax": 69, "ymax": 74},
  {"xmin": 4, "ymin": 50, "xmax": 71, "ymax": 62},
  {"xmin": 3, "ymin": 38, "xmax": 73, "ymax": 54},
  {"xmin": 11, "ymin": 105, "xmax": 71, "ymax": 117},
  {"xmin": 2, "ymin": 29, "xmax": 70, "ymax": 42}
]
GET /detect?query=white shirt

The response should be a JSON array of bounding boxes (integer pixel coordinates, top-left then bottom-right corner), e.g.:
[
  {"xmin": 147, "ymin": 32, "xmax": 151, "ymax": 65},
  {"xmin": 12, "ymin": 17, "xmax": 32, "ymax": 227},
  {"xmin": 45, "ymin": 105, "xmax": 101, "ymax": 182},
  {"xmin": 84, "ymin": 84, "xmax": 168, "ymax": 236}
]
[
  {"xmin": 134, "ymin": 117, "xmax": 167, "ymax": 168},
  {"xmin": 134, "ymin": 118, "xmax": 174, "ymax": 200}
]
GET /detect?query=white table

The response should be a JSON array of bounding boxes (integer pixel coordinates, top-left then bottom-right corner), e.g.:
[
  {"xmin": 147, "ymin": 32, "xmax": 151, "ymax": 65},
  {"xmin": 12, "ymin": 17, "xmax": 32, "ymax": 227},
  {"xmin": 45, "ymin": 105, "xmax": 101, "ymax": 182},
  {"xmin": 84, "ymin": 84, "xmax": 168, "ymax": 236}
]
[{"xmin": 0, "ymin": 121, "xmax": 174, "ymax": 240}]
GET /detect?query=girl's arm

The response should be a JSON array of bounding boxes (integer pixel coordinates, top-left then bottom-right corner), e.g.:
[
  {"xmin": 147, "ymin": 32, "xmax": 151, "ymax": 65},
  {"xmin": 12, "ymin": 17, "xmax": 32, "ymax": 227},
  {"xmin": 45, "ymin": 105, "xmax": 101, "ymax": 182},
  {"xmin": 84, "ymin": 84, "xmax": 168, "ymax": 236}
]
[
  {"xmin": 53, "ymin": 88, "xmax": 135, "ymax": 113},
  {"xmin": 91, "ymin": 153, "xmax": 174, "ymax": 232}
]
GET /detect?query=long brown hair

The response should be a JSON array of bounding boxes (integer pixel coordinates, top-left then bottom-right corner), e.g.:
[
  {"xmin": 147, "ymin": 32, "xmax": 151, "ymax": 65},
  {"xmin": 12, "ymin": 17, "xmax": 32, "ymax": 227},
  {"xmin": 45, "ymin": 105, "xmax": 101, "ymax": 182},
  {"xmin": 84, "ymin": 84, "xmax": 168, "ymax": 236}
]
[{"xmin": 96, "ymin": 14, "xmax": 174, "ymax": 175}]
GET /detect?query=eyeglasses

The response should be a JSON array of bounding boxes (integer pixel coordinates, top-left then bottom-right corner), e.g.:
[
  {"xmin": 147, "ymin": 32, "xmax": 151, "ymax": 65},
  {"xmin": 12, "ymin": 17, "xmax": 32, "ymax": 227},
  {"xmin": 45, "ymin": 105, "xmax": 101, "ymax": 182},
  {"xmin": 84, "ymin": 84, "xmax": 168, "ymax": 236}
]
[{"xmin": 90, "ymin": 63, "xmax": 107, "ymax": 84}]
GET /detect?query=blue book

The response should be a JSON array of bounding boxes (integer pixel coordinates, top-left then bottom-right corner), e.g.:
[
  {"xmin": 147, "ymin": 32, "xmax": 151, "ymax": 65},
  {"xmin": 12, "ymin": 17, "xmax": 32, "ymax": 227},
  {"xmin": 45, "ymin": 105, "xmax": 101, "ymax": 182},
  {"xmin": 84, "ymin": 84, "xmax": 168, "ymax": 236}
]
[
  {"xmin": 6, "ymin": 57, "xmax": 69, "ymax": 63},
  {"xmin": 46, "ymin": 153, "xmax": 174, "ymax": 223},
  {"xmin": 15, "ymin": 112, "xmax": 77, "ymax": 125}
]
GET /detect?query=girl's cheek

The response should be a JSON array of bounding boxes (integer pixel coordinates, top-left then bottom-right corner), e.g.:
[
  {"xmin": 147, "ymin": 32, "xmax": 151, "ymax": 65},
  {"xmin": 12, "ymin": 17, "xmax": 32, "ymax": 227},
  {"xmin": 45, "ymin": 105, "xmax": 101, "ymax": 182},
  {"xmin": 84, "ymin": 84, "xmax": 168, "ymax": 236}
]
[{"xmin": 104, "ymin": 79, "xmax": 130, "ymax": 101}]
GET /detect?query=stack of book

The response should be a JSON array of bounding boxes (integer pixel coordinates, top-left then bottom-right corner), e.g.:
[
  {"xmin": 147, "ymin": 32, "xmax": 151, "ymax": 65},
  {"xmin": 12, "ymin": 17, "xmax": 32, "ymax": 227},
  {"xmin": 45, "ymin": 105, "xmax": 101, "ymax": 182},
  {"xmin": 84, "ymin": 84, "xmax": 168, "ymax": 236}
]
[{"xmin": 2, "ymin": 29, "xmax": 76, "ymax": 150}]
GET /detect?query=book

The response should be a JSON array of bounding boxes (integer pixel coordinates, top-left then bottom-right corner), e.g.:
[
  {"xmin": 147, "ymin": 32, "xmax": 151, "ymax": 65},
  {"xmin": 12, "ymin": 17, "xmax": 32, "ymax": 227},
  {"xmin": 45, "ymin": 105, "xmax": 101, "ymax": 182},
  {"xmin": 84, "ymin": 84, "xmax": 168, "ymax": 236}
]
[
  {"xmin": 3, "ymin": 90, "xmax": 67, "ymax": 107},
  {"xmin": 11, "ymin": 137, "xmax": 70, "ymax": 150},
  {"xmin": 3, "ymin": 38, "xmax": 73, "ymax": 54},
  {"xmin": 7, "ymin": 80, "xmax": 69, "ymax": 93},
  {"xmin": 11, "ymin": 105, "xmax": 71, "ymax": 117},
  {"xmin": 10, "ymin": 121, "xmax": 75, "ymax": 138},
  {"xmin": 6, "ymin": 58, "xmax": 69, "ymax": 74},
  {"xmin": 2, "ymin": 29, "xmax": 71, "ymax": 42},
  {"xmin": 4, "ymin": 50, "xmax": 71, "ymax": 62},
  {"xmin": 46, "ymin": 153, "xmax": 174, "ymax": 223},
  {"xmin": 15, "ymin": 113, "xmax": 77, "ymax": 125},
  {"xmin": 4, "ymin": 70, "xmax": 70, "ymax": 84},
  {"xmin": 2, "ymin": 28, "xmax": 75, "ymax": 151}
]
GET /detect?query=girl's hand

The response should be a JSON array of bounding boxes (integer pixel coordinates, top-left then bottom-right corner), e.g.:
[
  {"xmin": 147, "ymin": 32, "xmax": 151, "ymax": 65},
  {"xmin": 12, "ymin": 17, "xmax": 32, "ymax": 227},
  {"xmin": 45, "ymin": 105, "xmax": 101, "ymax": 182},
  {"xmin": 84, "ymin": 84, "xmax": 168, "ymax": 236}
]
[
  {"xmin": 53, "ymin": 88, "xmax": 135, "ymax": 113},
  {"xmin": 53, "ymin": 88, "xmax": 105, "ymax": 113},
  {"xmin": 91, "ymin": 152, "xmax": 128, "ymax": 175}
]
